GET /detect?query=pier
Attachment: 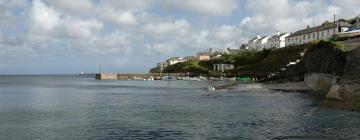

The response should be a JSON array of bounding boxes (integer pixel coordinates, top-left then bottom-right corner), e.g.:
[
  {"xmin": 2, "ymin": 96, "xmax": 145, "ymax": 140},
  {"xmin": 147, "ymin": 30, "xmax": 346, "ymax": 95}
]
[{"xmin": 95, "ymin": 73, "xmax": 183, "ymax": 80}]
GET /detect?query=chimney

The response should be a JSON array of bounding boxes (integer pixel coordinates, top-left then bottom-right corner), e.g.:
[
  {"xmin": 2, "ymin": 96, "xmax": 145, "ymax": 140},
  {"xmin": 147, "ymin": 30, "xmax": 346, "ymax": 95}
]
[
  {"xmin": 306, "ymin": 25, "xmax": 310, "ymax": 29},
  {"xmin": 277, "ymin": 31, "xmax": 280, "ymax": 36}
]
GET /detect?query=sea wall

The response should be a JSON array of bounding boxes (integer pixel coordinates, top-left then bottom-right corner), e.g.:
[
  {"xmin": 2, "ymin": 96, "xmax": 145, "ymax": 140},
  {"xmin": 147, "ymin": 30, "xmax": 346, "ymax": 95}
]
[
  {"xmin": 95, "ymin": 73, "xmax": 118, "ymax": 80},
  {"xmin": 323, "ymin": 47, "xmax": 360, "ymax": 110},
  {"xmin": 304, "ymin": 73, "xmax": 338, "ymax": 95}
]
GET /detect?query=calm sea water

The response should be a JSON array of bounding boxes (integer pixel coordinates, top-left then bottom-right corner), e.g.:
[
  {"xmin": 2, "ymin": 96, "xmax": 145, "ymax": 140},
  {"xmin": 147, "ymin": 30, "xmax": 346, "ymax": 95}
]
[{"xmin": 0, "ymin": 75, "xmax": 360, "ymax": 140}]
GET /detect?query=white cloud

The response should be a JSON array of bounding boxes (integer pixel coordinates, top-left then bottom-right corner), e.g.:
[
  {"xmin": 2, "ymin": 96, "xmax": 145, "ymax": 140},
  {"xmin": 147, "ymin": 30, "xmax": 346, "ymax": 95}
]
[
  {"xmin": 63, "ymin": 30, "xmax": 136, "ymax": 55},
  {"xmin": 143, "ymin": 19, "xmax": 190, "ymax": 37},
  {"xmin": 31, "ymin": 0, "xmax": 60, "ymax": 31},
  {"xmin": 331, "ymin": 0, "xmax": 360, "ymax": 18},
  {"xmin": 145, "ymin": 43, "xmax": 178, "ymax": 55},
  {"xmin": 100, "ymin": 8, "xmax": 138, "ymax": 26},
  {"xmin": 62, "ymin": 18, "xmax": 103, "ymax": 38},
  {"xmin": 2, "ymin": 0, "xmax": 360, "ymax": 71},
  {"xmin": 238, "ymin": 0, "xmax": 351, "ymax": 38},
  {"xmin": 214, "ymin": 25, "xmax": 242, "ymax": 42},
  {"xmin": 161, "ymin": 0, "xmax": 237, "ymax": 16},
  {"xmin": 28, "ymin": 0, "xmax": 103, "ymax": 43},
  {"xmin": 114, "ymin": 58, "xmax": 129, "ymax": 67},
  {"xmin": 99, "ymin": 0, "xmax": 154, "ymax": 11},
  {"xmin": 44, "ymin": 0, "xmax": 93, "ymax": 16}
]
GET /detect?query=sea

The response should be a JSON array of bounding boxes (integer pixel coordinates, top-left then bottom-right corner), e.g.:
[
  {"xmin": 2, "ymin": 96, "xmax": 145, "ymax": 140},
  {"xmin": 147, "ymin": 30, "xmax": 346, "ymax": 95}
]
[{"xmin": 0, "ymin": 75, "xmax": 360, "ymax": 140}]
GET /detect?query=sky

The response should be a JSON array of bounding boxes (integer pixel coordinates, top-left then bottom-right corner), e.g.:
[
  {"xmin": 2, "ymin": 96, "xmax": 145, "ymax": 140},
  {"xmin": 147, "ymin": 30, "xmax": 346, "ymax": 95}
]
[{"xmin": 0, "ymin": 0, "xmax": 359, "ymax": 74}]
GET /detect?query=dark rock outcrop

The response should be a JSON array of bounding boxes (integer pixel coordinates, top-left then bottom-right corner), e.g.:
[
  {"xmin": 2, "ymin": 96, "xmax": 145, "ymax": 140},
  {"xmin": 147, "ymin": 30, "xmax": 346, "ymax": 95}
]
[{"xmin": 304, "ymin": 42, "xmax": 347, "ymax": 76}]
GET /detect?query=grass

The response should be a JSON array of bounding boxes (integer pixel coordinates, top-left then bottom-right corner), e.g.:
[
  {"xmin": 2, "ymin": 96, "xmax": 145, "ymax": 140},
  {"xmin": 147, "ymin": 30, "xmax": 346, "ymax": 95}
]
[{"xmin": 162, "ymin": 40, "xmax": 345, "ymax": 78}]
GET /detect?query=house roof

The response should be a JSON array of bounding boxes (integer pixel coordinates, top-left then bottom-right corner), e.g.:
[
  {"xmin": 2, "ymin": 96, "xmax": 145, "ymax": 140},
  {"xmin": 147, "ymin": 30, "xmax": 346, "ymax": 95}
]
[
  {"xmin": 197, "ymin": 52, "xmax": 209, "ymax": 55},
  {"xmin": 270, "ymin": 33, "xmax": 289, "ymax": 40},
  {"xmin": 287, "ymin": 20, "xmax": 351, "ymax": 38},
  {"xmin": 255, "ymin": 36, "xmax": 269, "ymax": 43},
  {"xmin": 248, "ymin": 37, "xmax": 258, "ymax": 43}
]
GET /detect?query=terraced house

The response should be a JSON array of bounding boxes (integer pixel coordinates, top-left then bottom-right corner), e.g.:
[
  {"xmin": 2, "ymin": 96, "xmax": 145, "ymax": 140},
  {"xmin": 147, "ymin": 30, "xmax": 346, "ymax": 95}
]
[
  {"xmin": 285, "ymin": 20, "xmax": 351, "ymax": 46},
  {"xmin": 267, "ymin": 32, "xmax": 290, "ymax": 49}
]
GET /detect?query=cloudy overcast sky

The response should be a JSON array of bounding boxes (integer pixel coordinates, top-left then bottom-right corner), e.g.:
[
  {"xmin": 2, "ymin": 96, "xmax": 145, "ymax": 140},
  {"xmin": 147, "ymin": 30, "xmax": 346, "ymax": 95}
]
[{"xmin": 0, "ymin": 0, "xmax": 359, "ymax": 74}]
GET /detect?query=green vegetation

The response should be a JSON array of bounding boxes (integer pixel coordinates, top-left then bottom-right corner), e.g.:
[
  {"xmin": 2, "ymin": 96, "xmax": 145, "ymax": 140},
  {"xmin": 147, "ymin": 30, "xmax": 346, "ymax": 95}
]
[
  {"xmin": 308, "ymin": 40, "xmax": 345, "ymax": 52},
  {"xmin": 163, "ymin": 60, "xmax": 208, "ymax": 74},
  {"xmin": 163, "ymin": 40, "xmax": 343, "ymax": 78}
]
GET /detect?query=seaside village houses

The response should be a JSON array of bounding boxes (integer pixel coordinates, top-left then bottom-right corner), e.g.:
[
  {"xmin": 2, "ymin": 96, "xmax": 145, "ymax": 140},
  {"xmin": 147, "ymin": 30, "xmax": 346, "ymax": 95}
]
[
  {"xmin": 285, "ymin": 20, "xmax": 351, "ymax": 46},
  {"xmin": 156, "ymin": 57, "xmax": 184, "ymax": 72},
  {"xmin": 197, "ymin": 52, "xmax": 210, "ymax": 61},
  {"xmin": 247, "ymin": 16, "xmax": 360, "ymax": 50},
  {"xmin": 153, "ymin": 16, "xmax": 360, "ymax": 73},
  {"xmin": 267, "ymin": 32, "xmax": 290, "ymax": 48},
  {"xmin": 248, "ymin": 32, "xmax": 289, "ymax": 51}
]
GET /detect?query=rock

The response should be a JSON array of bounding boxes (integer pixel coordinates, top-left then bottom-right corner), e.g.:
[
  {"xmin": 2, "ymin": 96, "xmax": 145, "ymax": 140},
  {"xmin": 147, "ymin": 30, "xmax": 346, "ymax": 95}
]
[
  {"xmin": 304, "ymin": 41, "xmax": 347, "ymax": 75},
  {"xmin": 325, "ymin": 85, "xmax": 343, "ymax": 101},
  {"xmin": 304, "ymin": 73, "xmax": 338, "ymax": 95}
]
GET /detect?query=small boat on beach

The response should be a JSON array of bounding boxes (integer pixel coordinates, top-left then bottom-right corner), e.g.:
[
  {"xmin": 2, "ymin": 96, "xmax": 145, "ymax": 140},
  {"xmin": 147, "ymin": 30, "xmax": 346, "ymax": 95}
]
[{"xmin": 235, "ymin": 76, "xmax": 252, "ymax": 82}]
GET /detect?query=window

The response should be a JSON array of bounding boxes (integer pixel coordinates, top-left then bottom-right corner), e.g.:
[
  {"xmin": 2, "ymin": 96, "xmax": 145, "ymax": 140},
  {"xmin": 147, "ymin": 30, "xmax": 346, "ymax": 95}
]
[
  {"xmin": 308, "ymin": 34, "xmax": 310, "ymax": 40},
  {"xmin": 327, "ymin": 29, "xmax": 330, "ymax": 36},
  {"xmin": 321, "ymin": 31, "xmax": 324, "ymax": 37},
  {"xmin": 313, "ymin": 33, "xmax": 315, "ymax": 39}
]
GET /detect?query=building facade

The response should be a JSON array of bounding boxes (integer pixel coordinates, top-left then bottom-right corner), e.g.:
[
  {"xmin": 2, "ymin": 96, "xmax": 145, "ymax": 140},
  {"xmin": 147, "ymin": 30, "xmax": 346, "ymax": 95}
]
[
  {"xmin": 157, "ymin": 61, "xmax": 169, "ymax": 72},
  {"xmin": 267, "ymin": 32, "xmax": 290, "ymax": 49},
  {"xmin": 197, "ymin": 52, "xmax": 210, "ymax": 61},
  {"xmin": 255, "ymin": 36, "xmax": 270, "ymax": 50},
  {"xmin": 213, "ymin": 64, "xmax": 234, "ymax": 72},
  {"xmin": 286, "ymin": 20, "xmax": 351, "ymax": 46},
  {"xmin": 167, "ymin": 57, "xmax": 183, "ymax": 65},
  {"xmin": 248, "ymin": 35, "xmax": 261, "ymax": 50}
]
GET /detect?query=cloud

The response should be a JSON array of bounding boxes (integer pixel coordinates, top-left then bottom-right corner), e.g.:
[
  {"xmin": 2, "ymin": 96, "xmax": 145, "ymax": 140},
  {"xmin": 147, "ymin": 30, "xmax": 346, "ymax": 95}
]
[
  {"xmin": 114, "ymin": 58, "xmax": 129, "ymax": 67},
  {"xmin": 238, "ymin": 0, "xmax": 348, "ymax": 37},
  {"xmin": 63, "ymin": 30, "xmax": 136, "ymax": 55},
  {"xmin": 44, "ymin": 0, "xmax": 93, "ymax": 16},
  {"xmin": 331, "ymin": 0, "xmax": 360, "ymax": 18},
  {"xmin": 143, "ymin": 19, "xmax": 191, "ymax": 39},
  {"xmin": 145, "ymin": 43, "xmax": 178, "ymax": 55},
  {"xmin": 99, "ymin": 8, "xmax": 138, "ymax": 26},
  {"xmin": 30, "ymin": 0, "xmax": 60, "ymax": 31},
  {"xmin": 28, "ymin": 0, "xmax": 103, "ymax": 43},
  {"xmin": 161, "ymin": 0, "xmax": 238, "ymax": 16},
  {"xmin": 2, "ymin": 0, "xmax": 360, "ymax": 73},
  {"xmin": 98, "ymin": 0, "xmax": 155, "ymax": 11}
]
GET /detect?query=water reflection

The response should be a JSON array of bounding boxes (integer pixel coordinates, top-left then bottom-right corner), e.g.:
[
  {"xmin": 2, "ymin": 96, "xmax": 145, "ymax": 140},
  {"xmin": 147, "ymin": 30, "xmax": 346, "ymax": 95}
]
[{"xmin": 0, "ymin": 75, "xmax": 359, "ymax": 139}]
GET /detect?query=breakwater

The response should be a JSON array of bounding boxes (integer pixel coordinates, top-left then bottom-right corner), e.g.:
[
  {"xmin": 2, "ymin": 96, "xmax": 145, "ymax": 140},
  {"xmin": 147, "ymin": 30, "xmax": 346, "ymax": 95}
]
[{"xmin": 95, "ymin": 73, "xmax": 183, "ymax": 80}]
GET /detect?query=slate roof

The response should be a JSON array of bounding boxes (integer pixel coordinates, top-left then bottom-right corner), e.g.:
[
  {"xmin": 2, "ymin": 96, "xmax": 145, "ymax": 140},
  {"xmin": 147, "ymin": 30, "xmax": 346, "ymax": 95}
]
[{"xmin": 249, "ymin": 37, "xmax": 258, "ymax": 43}]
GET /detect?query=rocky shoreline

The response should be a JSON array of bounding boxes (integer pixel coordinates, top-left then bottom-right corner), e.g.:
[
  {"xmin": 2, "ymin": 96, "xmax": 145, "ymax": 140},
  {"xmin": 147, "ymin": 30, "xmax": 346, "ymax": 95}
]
[{"xmin": 263, "ymin": 81, "xmax": 313, "ymax": 93}]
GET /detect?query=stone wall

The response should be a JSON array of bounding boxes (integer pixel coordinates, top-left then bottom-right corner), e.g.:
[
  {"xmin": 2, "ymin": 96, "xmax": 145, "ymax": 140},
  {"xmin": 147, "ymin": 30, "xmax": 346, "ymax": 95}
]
[{"xmin": 304, "ymin": 73, "xmax": 338, "ymax": 95}]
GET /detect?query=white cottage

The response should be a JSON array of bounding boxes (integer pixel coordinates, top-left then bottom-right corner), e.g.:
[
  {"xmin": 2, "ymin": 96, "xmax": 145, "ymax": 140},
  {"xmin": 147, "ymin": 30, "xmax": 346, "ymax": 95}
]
[
  {"xmin": 167, "ymin": 57, "xmax": 184, "ymax": 65},
  {"xmin": 248, "ymin": 35, "xmax": 261, "ymax": 50},
  {"xmin": 266, "ymin": 32, "xmax": 290, "ymax": 49},
  {"xmin": 286, "ymin": 20, "xmax": 351, "ymax": 46},
  {"xmin": 213, "ymin": 64, "xmax": 234, "ymax": 72},
  {"xmin": 255, "ymin": 36, "xmax": 270, "ymax": 51}
]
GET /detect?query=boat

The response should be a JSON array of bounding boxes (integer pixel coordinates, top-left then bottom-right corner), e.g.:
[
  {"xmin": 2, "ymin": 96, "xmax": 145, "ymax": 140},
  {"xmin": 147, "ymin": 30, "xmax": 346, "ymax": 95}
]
[
  {"xmin": 154, "ymin": 76, "xmax": 162, "ymax": 80},
  {"xmin": 236, "ymin": 76, "xmax": 252, "ymax": 82},
  {"xmin": 161, "ymin": 76, "xmax": 177, "ymax": 81},
  {"xmin": 180, "ymin": 76, "xmax": 201, "ymax": 81}
]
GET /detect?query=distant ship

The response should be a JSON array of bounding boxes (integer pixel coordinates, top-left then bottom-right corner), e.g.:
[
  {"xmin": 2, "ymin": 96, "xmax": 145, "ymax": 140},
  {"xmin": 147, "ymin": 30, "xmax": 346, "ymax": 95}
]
[{"xmin": 78, "ymin": 72, "xmax": 96, "ymax": 78}]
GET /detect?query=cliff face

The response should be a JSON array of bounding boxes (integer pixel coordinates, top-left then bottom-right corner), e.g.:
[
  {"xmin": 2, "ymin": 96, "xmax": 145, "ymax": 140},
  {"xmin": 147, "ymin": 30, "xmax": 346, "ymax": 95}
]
[
  {"xmin": 304, "ymin": 41, "xmax": 347, "ymax": 76},
  {"xmin": 329, "ymin": 47, "xmax": 360, "ymax": 110},
  {"xmin": 303, "ymin": 40, "xmax": 360, "ymax": 110}
]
